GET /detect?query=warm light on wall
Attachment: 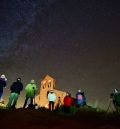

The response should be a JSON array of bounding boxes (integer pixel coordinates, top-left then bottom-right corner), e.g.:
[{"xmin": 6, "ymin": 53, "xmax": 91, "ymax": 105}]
[
  {"xmin": 42, "ymin": 81, "xmax": 46, "ymax": 84},
  {"xmin": 48, "ymin": 80, "xmax": 51, "ymax": 82},
  {"xmin": 45, "ymin": 103, "xmax": 49, "ymax": 109}
]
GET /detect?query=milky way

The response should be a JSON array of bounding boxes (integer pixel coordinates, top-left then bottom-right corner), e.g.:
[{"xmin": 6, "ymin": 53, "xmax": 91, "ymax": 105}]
[{"xmin": 0, "ymin": 0, "xmax": 120, "ymax": 108}]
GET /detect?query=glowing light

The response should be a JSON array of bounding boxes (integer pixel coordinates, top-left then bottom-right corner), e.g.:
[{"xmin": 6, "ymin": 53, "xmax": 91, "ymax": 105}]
[
  {"xmin": 45, "ymin": 103, "xmax": 49, "ymax": 109},
  {"xmin": 48, "ymin": 80, "xmax": 51, "ymax": 82},
  {"xmin": 42, "ymin": 81, "xmax": 46, "ymax": 84}
]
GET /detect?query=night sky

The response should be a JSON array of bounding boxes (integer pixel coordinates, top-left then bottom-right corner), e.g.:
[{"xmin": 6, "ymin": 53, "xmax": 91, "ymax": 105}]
[{"xmin": 0, "ymin": 0, "xmax": 120, "ymax": 109}]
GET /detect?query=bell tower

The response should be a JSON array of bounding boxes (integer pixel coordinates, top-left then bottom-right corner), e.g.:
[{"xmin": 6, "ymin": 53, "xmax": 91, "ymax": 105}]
[
  {"xmin": 41, "ymin": 75, "xmax": 55, "ymax": 91},
  {"xmin": 35, "ymin": 75, "xmax": 56, "ymax": 108}
]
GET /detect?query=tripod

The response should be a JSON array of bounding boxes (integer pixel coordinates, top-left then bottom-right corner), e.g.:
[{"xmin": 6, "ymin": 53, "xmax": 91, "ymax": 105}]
[{"xmin": 106, "ymin": 99, "xmax": 115, "ymax": 113}]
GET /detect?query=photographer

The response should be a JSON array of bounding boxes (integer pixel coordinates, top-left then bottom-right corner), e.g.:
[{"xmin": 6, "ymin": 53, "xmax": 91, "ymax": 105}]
[{"xmin": 110, "ymin": 89, "xmax": 120, "ymax": 112}]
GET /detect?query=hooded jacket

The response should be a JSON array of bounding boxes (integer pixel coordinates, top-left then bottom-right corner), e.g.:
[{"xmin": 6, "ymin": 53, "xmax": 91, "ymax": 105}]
[
  {"xmin": 25, "ymin": 80, "xmax": 37, "ymax": 97},
  {"xmin": 10, "ymin": 80, "xmax": 23, "ymax": 94},
  {"xmin": 76, "ymin": 91, "xmax": 86, "ymax": 105},
  {"xmin": 48, "ymin": 91, "xmax": 56, "ymax": 102},
  {"xmin": 112, "ymin": 91, "xmax": 120, "ymax": 106},
  {"xmin": 64, "ymin": 95, "xmax": 72, "ymax": 107}
]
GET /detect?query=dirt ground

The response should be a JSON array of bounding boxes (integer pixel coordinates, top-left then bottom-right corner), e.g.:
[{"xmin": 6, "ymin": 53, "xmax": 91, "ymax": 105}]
[{"xmin": 0, "ymin": 108, "xmax": 120, "ymax": 129}]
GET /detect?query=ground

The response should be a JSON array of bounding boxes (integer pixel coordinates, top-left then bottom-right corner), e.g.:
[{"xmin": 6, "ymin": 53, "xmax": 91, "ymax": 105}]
[{"xmin": 0, "ymin": 107, "xmax": 120, "ymax": 129}]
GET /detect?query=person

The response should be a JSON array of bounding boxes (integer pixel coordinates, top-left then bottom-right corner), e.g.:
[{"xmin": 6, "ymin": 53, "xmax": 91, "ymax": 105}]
[
  {"xmin": 57, "ymin": 96, "xmax": 62, "ymax": 108},
  {"xmin": 76, "ymin": 89, "xmax": 86, "ymax": 107},
  {"xmin": 23, "ymin": 79, "xmax": 37, "ymax": 108},
  {"xmin": 0, "ymin": 74, "xmax": 7, "ymax": 103},
  {"xmin": 56, "ymin": 96, "xmax": 62, "ymax": 112},
  {"xmin": 63, "ymin": 92, "xmax": 72, "ymax": 113},
  {"xmin": 47, "ymin": 90, "xmax": 56, "ymax": 111},
  {"xmin": 110, "ymin": 89, "xmax": 120, "ymax": 112},
  {"xmin": 7, "ymin": 78, "xmax": 23, "ymax": 109}
]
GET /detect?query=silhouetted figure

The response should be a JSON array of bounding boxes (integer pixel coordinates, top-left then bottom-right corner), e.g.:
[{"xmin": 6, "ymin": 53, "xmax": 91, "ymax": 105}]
[
  {"xmin": 0, "ymin": 74, "xmax": 7, "ymax": 102},
  {"xmin": 23, "ymin": 80, "xmax": 37, "ymax": 108},
  {"xmin": 63, "ymin": 92, "xmax": 72, "ymax": 113},
  {"xmin": 110, "ymin": 89, "xmax": 120, "ymax": 112},
  {"xmin": 76, "ymin": 89, "xmax": 86, "ymax": 107},
  {"xmin": 7, "ymin": 78, "xmax": 23, "ymax": 109},
  {"xmin": 57, "ymin": 97, "xmax": 62, "ymax": 108},
  {"xmin": 48, "ymin": 90, "xmax": 56, "ymax": 111},
  {"xmin": 56, "ymin": 97, "xmax": 62, "ymax": 112}
]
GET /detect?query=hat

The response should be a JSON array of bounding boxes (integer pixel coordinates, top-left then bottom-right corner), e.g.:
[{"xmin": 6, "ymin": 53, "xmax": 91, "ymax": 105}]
[
  {"xmin": 78, "ymin": 89, "xmax": 81, "ymax": 92},
  {"xmin": 1, "ymin": 74, "xmax": 7, "ymax": 81},
  {"xmin": 114, "ymin": 89, "xmax": 118, "ymax": 93},
  {"xmin": 17, "ymin": 78, "xmax": 21, "ymax": 81},
  {"xmin": 50, "ymin": 90, "xmax": 54, "ymax": 93},
  {"xmin": 30, "ymin": 79, "xmax": 35, "ymax": 84},
  {"xmin": 66, "ymin": 92, "xmax": 71, "ymax": 96}
]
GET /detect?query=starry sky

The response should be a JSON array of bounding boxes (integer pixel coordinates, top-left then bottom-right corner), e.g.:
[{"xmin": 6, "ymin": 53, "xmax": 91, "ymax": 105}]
[{"xmin": 0, "ymin": 0, "xmax": 120, "ymax": 108}]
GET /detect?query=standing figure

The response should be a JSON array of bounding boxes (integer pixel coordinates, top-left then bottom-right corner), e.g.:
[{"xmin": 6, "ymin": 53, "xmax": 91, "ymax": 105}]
[
  {"xmin": 63, "ymin": 92, "xmax": 72, "ymax": 113},
  {"xmin": 76, "ymin": 89, "xmax": 86, "ymax": 107},
  {"xmin": 0, "ymin": 74, "xmax": 7, "ymax": 103},
  {"xmin": 23, "ymin": 80, "xmax": 37, "ymax": 108},
  {"xmin": 110, "ymin": 89, "xmax": 120, "ymax": 112},
  {"xmin": 7, "ymin": 78, "xmax": 23, "ymax": 109},
  {"xmin": 48, "ymin": 90, "xmax": 56, "ymax": 111},
  {"xmin": 57, "ymin": 97, "xmax": 62, "ymax": 108}
]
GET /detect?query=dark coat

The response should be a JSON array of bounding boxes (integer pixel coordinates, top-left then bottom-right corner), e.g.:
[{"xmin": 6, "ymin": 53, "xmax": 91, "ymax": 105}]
[
  {"xmin": 112, "ymin": 92, "xmax": 120, "ymax": 107},
  {"xmin": 10, "ymin": 80, "xmax": 23, "ymax": 94},
  {"xmin": 0, "ymin": 78, "xmax": 7, "ymax": 92}
]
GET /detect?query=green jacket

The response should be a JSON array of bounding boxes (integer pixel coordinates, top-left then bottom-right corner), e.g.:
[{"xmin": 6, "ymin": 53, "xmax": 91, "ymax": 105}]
[{"xmin": 25, "ymin": 81, "xmax": 37, "ymax": 97}]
